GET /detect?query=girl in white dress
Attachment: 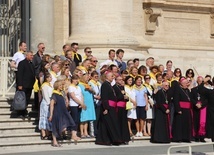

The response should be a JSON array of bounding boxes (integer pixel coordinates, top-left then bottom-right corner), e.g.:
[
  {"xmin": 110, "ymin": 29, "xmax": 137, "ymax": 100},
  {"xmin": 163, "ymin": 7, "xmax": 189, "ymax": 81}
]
[
  {"xmin": 124, "ymin": 76, "xmax": 136, "ymax": 137},
  {"xmin": 39, "ymin": 73, "xmax": 53, "ymax": 139}
]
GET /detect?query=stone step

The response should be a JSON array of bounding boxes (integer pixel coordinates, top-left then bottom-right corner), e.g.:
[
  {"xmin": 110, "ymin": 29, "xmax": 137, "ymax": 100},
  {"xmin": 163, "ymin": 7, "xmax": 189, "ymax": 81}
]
[
  {"xmin": 0, "ymin": 117, "xmax": 37, "ymax": 123},
  {"xmin": 0, "ymin": 140, "xmax": 51, "ymax": 147},
  {"xmin": 0, "ymin": 120, "xmax": 38, "ymax": 127},
  {"xmin": 0, "ymin": 105, "xmax": 33, "ymax": 110},
  {"xmin": 0, "ymin": 110, "xmax": 38, "ymax": 115},
  {"xmin": 0, "ymin": 106, "xmax": 33, "ymax": 111},
  {"xmin": 0, "ymin": 136, "xmax": 43, "ymax": 143},
  {"xmin": 0, "ymin": 132, "xmax": 40, "ymax": 138},
  {"xmin": 0, "ymin": 136, "xmax": 150, "ymax": 147},
  {"xmin": 0, "ymin": 104, "xmax": 11, "ymax": 108},
  {"xmin": 0, "ymin": 101, "xmax": 12, "ymax": 106},
  {"xmin": 0, "ymin": 125, "xmax": 37, "ymax": 134},
  {"xmin": 0, "ymin": 111, "xmax": 39, "ymax": 120}
]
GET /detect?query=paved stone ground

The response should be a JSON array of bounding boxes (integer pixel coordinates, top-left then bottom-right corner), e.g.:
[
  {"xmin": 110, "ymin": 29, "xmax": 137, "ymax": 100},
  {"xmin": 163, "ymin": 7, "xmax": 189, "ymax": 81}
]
[{"xmin": 1, "ymin": 140, "xmax": 214, "ymax": 155}]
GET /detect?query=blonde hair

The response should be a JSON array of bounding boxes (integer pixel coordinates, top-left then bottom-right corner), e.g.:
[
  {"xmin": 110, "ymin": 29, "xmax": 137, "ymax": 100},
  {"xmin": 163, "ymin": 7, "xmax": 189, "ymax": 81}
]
[
  {"xmin": 73, "ymin": 68, "xmax": 82, "ymax": 76},
  {"xmin": 57, "ymin": 75, "xmax": 66, "ymax": 81},
  {"xmin": 53, "ymin": 80, "xmax": 62, "ymax": 90}
]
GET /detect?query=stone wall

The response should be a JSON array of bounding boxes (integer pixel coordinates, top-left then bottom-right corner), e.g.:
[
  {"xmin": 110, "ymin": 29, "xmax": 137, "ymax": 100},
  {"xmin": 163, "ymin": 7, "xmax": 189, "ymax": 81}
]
[
  {"xmin": 143, "ymin": 0, "xmax": 214, "ymax": 76},
  {"xmin": 51, "ymin": 0, "xmax": 214, "ymax": 76}
]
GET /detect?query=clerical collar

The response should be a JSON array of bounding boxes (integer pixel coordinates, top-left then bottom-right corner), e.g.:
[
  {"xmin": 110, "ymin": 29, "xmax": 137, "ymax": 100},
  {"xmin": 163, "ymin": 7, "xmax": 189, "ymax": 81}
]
[
  {"xmin": 162, "ymin": 89, "xmax": 167, "ymax": 92},
  {"xmin": 106, "ymin": 80, "xmax": 112, "ymax": 84}
]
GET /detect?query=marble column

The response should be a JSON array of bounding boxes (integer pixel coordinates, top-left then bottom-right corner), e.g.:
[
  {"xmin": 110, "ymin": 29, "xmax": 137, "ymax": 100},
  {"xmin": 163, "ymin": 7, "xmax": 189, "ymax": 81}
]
[
  {"xmin": 30, "ymin": 0, "xmax": 54, "ymax": 53},
  {"xmin": 68, "ymin": 0, "xmax": 140, "ymax": 48}
]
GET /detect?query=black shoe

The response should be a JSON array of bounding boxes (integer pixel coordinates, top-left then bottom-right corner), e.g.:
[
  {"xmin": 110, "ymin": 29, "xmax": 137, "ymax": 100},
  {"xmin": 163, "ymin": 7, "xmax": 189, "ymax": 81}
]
[
  {"xmin": 182, "ymin": 140, "xmax": 191, "ymax": 143},
  {"xmin": 195, "ymin": 138, "xmax": 199, "ymax": 142},
  {"xmin": 121, "ymin": 142, "xmax": 129, "ymax": 145},
  {"xmin": 18, "ymin": 115, "xmax": 25, "ymax": 120}
]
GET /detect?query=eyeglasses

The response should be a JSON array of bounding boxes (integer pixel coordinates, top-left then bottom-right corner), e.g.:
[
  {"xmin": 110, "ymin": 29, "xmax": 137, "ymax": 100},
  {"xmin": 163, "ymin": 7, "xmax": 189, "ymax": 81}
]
[
  {"xmin": 145, "ymin": 77, "xmax": 151, "ymax": 80},
  {"xmin": 164, "ymin": 85, "xmax": 169, "ymax": 87},
  {"xmin": 93, "ymin": 60, "xmax": 98, "ymax": 63},
  {"xmin": 87, "ymin": 51, "xmax": 92, "ymax": 53}
]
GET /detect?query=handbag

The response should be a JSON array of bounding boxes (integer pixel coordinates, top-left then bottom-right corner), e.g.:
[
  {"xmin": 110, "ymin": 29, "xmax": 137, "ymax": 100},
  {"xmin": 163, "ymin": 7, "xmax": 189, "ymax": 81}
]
[
  {"xmin": 126, "ymin": 100, "xmax": 133, "ymax": 110},
  {"xmin": 12, "ymin": 91, "xmax": 27, "ymax": 110}
]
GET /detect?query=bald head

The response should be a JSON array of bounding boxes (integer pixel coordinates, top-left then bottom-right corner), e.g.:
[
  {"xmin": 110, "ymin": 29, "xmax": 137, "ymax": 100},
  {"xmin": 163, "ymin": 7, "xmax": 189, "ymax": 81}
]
[
  {"xmin": 197, "ymin": 76, "xmax": 203, "ymax": 85},
  {"xmin": 106, "ymin": 71, "xmax": 114, "ymax": 83},
  {"xmin": 162, "ymin": 81, "xmax": 170, "ymax": 91}
]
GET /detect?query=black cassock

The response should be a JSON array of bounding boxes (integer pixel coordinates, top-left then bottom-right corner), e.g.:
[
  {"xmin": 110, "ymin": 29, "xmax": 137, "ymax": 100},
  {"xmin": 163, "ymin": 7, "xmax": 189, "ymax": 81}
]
[
  {"xmin": 199, "ymin": 84, "xmax": 214, "ymax": 141},
  {"xmin": 191, "ymin": 86, "xmax": 207, "ymax": 140},
  {"xmin": 113, "ymin": 84, "xmax": 130, "ymax": 143},
  {"xmin": 172, "ymin": 86, "xmax": 192, "ymax": 142},
  {"xmin": 151, "ymin": 89, "xmax": 171, "ymax": 143},
  {"xmin": 95, "ymin": 81, "xmax": 122, "ymax": 145}
]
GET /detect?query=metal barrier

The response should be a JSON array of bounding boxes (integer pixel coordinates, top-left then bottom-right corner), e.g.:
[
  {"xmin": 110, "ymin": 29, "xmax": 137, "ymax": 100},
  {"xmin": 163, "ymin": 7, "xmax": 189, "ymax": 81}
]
[
  {"xmin": 167, "ymin": 142, "xmax": 214, "ymax": 155},
  {"xmin": 0, "ymin": 57, "xmax": 16, "ymax": 98}
]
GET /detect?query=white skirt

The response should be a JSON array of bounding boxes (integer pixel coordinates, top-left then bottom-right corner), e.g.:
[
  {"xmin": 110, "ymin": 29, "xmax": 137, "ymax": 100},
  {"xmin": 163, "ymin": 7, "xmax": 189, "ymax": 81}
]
[
  {"xmin": 146, "ymin": 105, "xmax": 154, "ymax": 119},
  {"xmin": 127, "ymin": 106, "xmax": 137, "ymax": 119}
]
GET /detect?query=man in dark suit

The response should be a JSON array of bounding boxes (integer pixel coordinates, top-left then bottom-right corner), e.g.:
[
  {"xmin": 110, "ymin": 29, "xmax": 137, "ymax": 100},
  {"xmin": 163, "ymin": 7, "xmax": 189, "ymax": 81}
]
[
  {"xmin": 71, "ymin": 42, "xmax": 82, "ymax": 66},
  {"xmin": 17, "ymin": 51, "xmax": 36, "ymax": 117},
  {"xmin": 65, "ymin": 50, "xmax": 76, "ymax": 74},
  {"xmin": 32, "ymin": 43, "xmax": 45, "ymax": 111},
  {"xmin": 33, "ymin": 43, "xmax": 45, "ymax": 79}
]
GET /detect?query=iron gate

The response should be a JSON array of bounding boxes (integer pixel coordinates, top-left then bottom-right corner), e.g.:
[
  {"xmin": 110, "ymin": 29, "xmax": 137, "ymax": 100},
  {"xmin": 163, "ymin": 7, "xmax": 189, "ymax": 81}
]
[
  {"xmin": 0, "ymin": 0, "xmax": 30, "ymax": 97},
  {"xmin": 0, "ymin": 0, "xmax": 30, "ymax": 57}
]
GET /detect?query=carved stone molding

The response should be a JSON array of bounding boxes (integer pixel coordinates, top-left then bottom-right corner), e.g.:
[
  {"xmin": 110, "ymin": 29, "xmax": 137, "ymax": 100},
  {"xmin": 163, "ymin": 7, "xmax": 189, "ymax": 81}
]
[
  {"xmin": 144, "ymin": 8, "xmax": 161, "ymax": 35},
  {"xmin": 211, "ymin": 13, "xmax": 214, "ymax": 38}
]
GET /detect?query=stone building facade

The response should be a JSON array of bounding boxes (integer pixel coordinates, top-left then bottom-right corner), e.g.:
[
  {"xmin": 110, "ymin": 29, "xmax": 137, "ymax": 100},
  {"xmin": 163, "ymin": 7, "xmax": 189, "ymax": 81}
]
[{"xmin": 2, "ymin": 0, "xmax": 214, "ymax": 75}]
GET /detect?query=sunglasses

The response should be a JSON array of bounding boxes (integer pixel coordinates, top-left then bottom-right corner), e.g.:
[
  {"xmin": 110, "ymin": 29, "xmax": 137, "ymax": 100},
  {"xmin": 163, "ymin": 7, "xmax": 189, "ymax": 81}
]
[
  {"xmin": 87, "ymin": 51, "xmax": 92, "ymax": 53},
  {"xmin": 42, "ymin": 47, "xmax": 45, "ymax": 49},
  {"xmin": 64, "ymin": 64, "xmax": 69, "ymax": 66},
  {"xmin": 93, "ymin": 60, "xmax": 98, "ymax": 63}
]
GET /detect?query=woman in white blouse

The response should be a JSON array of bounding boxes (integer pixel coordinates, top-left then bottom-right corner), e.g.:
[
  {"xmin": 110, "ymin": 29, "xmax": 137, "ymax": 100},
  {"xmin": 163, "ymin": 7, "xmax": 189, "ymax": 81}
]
[
  {"xmin": 68, "ymin": 75, "xmax": 86, "ymax": 130},
  {"xmin": 88, "ymin": 71, "xmax": 101, "ymax": 137},
  {"xmin": 124, "ymin": 76, "xmax": 137, "ymax": 137},
  {"xmin": 39, "ymin": 73, "xmax": 53, "ymax": 139}
]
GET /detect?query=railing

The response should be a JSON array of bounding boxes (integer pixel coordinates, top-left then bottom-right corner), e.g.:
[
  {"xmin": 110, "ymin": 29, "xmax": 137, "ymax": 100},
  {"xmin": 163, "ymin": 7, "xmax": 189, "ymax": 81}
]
[
  {"xmin": 0, "ymin": 57, "xmax": 16, "ymax": 98},
  {"xmin": 167, "ymin": 142, "xmax": 214, "ymax": 155}
]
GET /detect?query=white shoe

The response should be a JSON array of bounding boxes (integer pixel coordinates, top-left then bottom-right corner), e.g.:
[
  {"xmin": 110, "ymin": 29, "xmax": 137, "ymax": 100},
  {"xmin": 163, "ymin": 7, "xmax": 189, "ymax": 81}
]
[
  {"xmin": 135, "ymin": 132, "xmax": 140, "ymax": 137},
  {"xmin": 139, "ymin": 132, "xmax": 143, "ymax": 137}
]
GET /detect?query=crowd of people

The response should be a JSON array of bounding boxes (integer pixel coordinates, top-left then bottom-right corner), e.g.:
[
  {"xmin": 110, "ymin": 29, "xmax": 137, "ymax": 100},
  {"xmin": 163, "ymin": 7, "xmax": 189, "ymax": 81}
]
[{"xmin": 10, "ymin": 41, "xmax": 214, "ymax": 147}]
